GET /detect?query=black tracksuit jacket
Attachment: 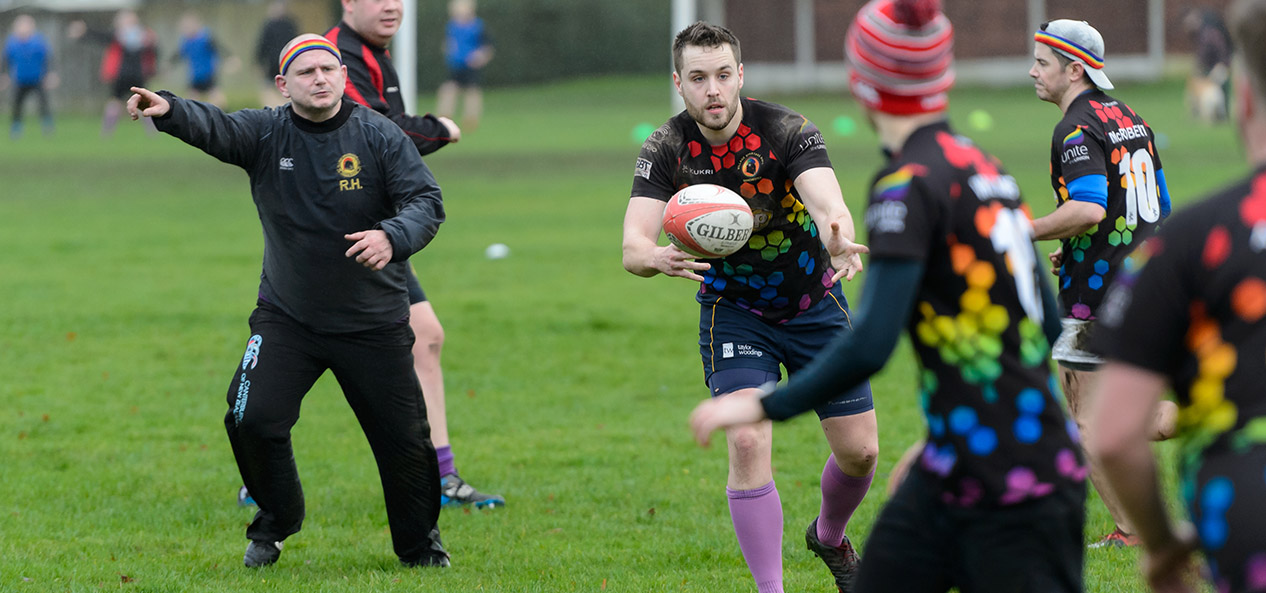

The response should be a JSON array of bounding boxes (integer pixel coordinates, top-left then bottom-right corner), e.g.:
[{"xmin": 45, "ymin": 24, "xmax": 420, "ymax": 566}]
[{"xmin": 153, "ymin": 93, "xmax": 445, "ymax": 333}]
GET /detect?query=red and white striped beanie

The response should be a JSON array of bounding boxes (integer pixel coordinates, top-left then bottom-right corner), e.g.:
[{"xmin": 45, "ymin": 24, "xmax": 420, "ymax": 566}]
[{"xmin": 845, "ymin": 0, "xmax": 954, "ymax": 115}]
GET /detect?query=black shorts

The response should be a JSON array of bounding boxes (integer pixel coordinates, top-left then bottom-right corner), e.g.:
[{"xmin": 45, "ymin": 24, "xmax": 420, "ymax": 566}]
[
  {"xmin": 405, "ymin": 263, "xmax": 427, "ymax": 304},
  {"xmin": 110, "ymin": 76, "xmax": 145, "ymax": 100},
  {"xmin": 446, "ymin": 66, "xmax": 481, "ymax": 88},
  {"xmin": 699, "ymin": 282, "xmax": 874, "ymax": 419},
  {"xmin": 857, "ymin": 470, "xmax": 1085, "ymax": 593}
]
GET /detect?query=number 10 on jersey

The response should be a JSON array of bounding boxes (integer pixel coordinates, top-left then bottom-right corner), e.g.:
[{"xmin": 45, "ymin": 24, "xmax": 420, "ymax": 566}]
[{"xmin": 1119, "ymin": 148, "xmax": 1161, "ymax": 226}]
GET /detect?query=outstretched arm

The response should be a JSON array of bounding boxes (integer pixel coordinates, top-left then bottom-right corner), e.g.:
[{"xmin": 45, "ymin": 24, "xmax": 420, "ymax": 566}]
[
  {"xmin": 129, "ymin": 87, "xmax": 268, "ymax": 168},
  {"xmin": 795, "ymin": 167, "xmax": 869, "ymax": 282},
  {"xmin": 690, "ymin": 258, "xmax": 921, "ymax": 445},
  {"xmin": 759, "ymin": 258, "xmax": 920, "ymax": 420}
]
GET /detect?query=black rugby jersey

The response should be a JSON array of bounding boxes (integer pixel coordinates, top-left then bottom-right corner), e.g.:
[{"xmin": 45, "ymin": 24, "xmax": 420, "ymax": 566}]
[
  {"xmin": 325, "ymin": 22, "xmax": 453, "ymax": 156},
  {"xmin": 1094, "ymin": 169, "xmax": 1266, "ymax": 590},
  {"xmin": 1096, "ymin": 167, "xmax": 1266, "ymax": 479},
  {"xmin": 868, "ymin": 122, "xmax": 1083, "ymax": 507},
  {"xmin": 153, "ymin": 95, "xmax": 445, "ymax": 333},
  {"xmin": 630, "ymin": 97, "xmax": 835, "ymax": 323},
  {"xmin": 1048, "ymin": 89, "xmax": 1165, "ymax": 320}
]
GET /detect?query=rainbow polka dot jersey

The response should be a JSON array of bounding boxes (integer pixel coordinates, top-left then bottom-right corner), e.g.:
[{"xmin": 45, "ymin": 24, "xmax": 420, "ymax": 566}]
[
  {"xmin": 1047, "ymin": 89, "xmax": 1166, "ymax": 320},
  {"xmin": 865, "ymin": 122, "xmax": 1085, "ymax": 508},
  {"xmin": 631, "ymin": 98, "xmax": 837, "ymax": 323},
  {"xmin": 1094, "ymin": 168, "xmax": 1266, "ymax": 593}
]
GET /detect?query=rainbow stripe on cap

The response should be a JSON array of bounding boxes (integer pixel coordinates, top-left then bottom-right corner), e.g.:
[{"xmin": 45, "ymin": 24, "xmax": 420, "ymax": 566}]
[
  {"xmin": 1034, "ymin": 30, "xmax": 1104, "ymax": 69},
  {"xmin": 279, "ymin": 38, "xmax": 342, "ymax": 75}
]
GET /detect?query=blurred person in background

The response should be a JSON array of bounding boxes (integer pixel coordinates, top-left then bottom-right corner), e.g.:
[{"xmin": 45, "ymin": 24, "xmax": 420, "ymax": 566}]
[
  {"xmin": 68, "ymin": 9, "xmax": 158, "ymax": 137},
  {"xmin": 173, "ymin": 11, "xmax": 230, "ymax": 107},
  {"xmin": 254, "ymin": 1, "xmax": 298, "ymax": 106},
  {"xmin": 435, "ymin": 0, "xmax": 492, "ymax": 132},
  {"xmin": 2, "ymin": 14, "xmax": 57, "ymax": 138},
  {"xmin": 1184, "ymin": 7, "xmax": 1233, "ymax": 124}
]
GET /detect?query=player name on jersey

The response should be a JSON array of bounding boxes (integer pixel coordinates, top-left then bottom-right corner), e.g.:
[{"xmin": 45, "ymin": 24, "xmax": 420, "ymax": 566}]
[
  {"xmin": 1107, "ymin": 124, "xmax": 1150, "ymax": 145},
  {"xmin": 968, "ymin": 173, "xmax": 1021, "ymax": 200}
]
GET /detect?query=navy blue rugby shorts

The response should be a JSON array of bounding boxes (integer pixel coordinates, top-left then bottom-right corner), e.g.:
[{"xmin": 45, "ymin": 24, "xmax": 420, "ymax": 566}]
[{"xmin": 698, "ymin": 282, "xmax": 874, "ymax": 419}]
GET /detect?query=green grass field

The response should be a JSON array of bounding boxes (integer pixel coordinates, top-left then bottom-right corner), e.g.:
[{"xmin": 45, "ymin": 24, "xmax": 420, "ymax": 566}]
[{"xmin": 0, "ymin": 76, "xmax": 1234, "ymax": 592}]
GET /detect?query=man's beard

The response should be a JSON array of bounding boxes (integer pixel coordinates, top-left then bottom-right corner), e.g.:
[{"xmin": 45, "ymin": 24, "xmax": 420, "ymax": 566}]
[{"xmin": 689, "ymin": 99, "xmax": 737, "ymax": 131}]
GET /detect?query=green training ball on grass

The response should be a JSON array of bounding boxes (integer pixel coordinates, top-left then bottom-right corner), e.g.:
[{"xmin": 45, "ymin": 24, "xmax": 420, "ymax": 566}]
[
  {"xmin": 631, "ymin": 123, "xmax": 657, "ymax": 144},
  {"xmin": 832, "ymin": 115, "xmax": 857, "ymax": 137},
  {"xmin": 968, "ymin": 110, "xmax": 994, "ymax": 131}
]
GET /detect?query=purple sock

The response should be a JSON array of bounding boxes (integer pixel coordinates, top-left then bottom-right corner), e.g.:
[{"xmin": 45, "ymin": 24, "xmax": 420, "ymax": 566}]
[
  {"xmin": 727, "ymin": 481, "xmax": 784, "ymax": 593},
  {"xmin": 816, "ymin": 454, "xmax": 874, "ymax": 547},
  {"xmin": 436, "ymin": 445, "xmax": 456, "ymax": 478}
]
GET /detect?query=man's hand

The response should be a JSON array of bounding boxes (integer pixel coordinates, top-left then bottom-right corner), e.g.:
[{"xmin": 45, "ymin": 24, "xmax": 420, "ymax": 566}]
[
  {"xmin": 126, "ymin": 87, "xmax": 170, "ymax": 120},
  {"xmin": 345, "ymin": 230, "xmax": 393, "ymax": 271},
  {"xmin": 826, "ymin": 220, "xmax": 870, "ymax": 282},
  {"xmin": 653, "ymin": 244, "xmax": 711, "ymax": 282},
  {"xmin": 1048, "ymin": 246, "xmax": 1064, "ymax": 276},
  {"xmin": 1141, "ymin": 522, "xmax": 1201, "ymax": 593},
  {"xmin": 688, "ymin": 390, "xmax": 767, "ymax": 447},
  {"xmin": 437, "ymin": 116, "xmax": 461, "ymax": 143}
]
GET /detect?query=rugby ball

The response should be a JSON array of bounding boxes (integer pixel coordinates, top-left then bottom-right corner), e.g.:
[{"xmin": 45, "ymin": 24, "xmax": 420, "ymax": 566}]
[{"xmin": 662, "ymin": 184, "xmax": 754, "ymax": 258}]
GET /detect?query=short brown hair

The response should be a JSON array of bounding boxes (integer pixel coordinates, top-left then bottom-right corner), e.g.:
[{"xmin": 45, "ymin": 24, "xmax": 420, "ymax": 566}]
[
  {"xmin": 672, "ymin": 21, "xmax": 741, "ymax": 74},
  {"xmin": 1229, "ymin": 0, "xmax": 1266, "ymax": 100}
]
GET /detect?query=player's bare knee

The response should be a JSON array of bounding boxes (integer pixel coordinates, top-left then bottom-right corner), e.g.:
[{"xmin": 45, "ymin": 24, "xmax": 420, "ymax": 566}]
[
  {"xmin": 727, "ymin": 425, "xmax": 769, "ymax": 455},
  {"xmin": 839, "ymin": 444, "xmax": 878, "ymax": 475},
  {"xmin": 425, "ymin": 330, "xmax": 445, "ymax": 355},
  {"xmin": 416, "ymin": 333, "xmax": 444, "ymax": 359},
  {"xmin": 410, "ymin": 319, "xmax": 445, "ymax": 355}
]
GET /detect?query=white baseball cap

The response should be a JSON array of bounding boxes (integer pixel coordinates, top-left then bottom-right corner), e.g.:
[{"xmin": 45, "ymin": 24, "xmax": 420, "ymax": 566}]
[{"xmin": 1034, "ymin": 19, "xmax": 1114, "ymax": 90}]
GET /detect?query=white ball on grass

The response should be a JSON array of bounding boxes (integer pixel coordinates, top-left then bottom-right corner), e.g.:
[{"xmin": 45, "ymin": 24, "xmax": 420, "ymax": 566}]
[{"xmin": 485, "ymin": 243, "xmax": 511, "ymax": 260}]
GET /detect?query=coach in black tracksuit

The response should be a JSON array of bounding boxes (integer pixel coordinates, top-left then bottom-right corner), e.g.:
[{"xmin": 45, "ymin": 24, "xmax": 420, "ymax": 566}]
[{"xmin": 127, "ymin": 34, "xmax": 448, "ymax": 569}]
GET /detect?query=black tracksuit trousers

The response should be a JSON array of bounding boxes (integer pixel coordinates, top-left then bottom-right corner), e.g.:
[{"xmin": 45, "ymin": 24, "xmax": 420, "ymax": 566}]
[{"xmin": 224, "ymin": 301, "xmax": 442, "ymax": 564}]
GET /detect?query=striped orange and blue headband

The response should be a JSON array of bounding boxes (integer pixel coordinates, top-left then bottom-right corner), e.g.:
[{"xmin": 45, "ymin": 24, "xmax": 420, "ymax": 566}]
[
  {"xmin": 1034, "ymin": 31, "xmax": 1104, "ymax": 70},
  {"xmin": 279, "ymin": 38, "xmax": 342, "ymax": 76}
]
